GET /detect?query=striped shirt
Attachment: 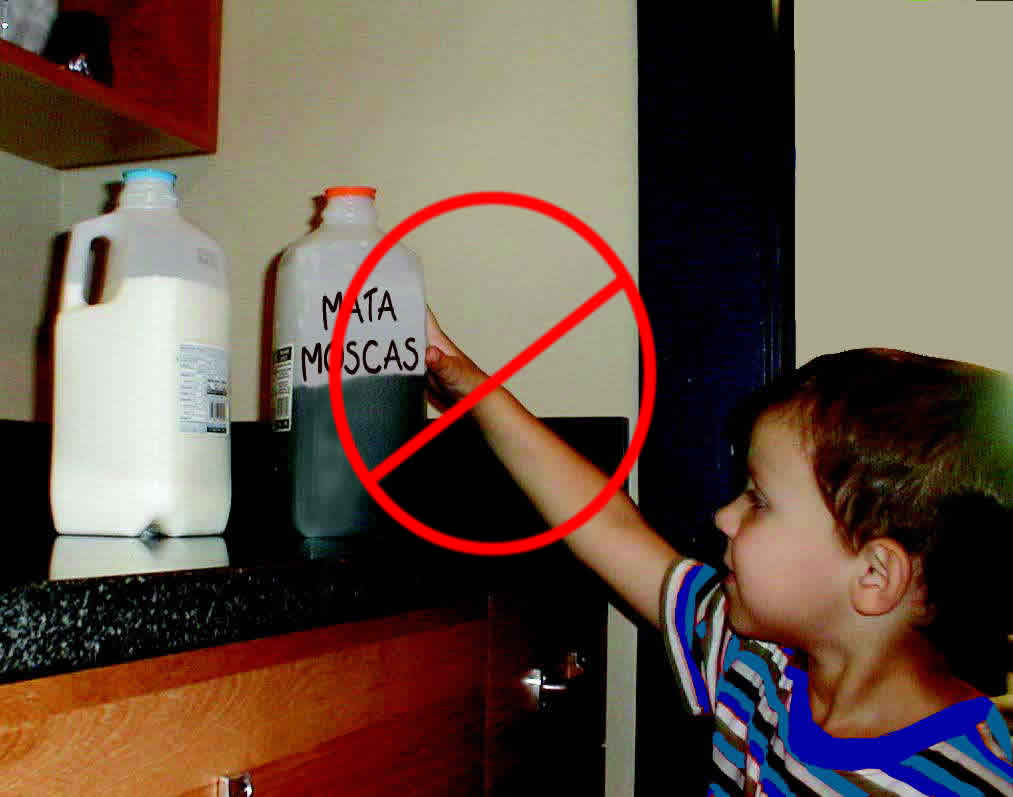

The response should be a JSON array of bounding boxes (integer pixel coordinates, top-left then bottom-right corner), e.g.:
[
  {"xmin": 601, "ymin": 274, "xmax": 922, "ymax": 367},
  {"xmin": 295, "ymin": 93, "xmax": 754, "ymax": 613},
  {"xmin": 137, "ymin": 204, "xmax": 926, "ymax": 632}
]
[{"xmin": 661, "ymin": 560, "xmax": 1013, "ymax": 796}]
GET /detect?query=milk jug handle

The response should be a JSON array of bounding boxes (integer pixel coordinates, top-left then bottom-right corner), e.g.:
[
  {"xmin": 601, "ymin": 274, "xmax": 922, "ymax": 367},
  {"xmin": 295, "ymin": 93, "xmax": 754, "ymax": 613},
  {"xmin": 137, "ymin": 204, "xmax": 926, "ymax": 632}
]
[{"xmin": 61, "ymin": 216, "xmax": 119, "ymax": 312}]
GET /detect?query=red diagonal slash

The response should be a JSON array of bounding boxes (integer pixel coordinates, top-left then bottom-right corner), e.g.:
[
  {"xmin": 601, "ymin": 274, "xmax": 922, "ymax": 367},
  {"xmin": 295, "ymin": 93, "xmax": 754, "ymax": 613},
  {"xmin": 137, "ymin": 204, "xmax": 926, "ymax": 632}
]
[
  {"xmin": 371, "ymin": 277, "xmax": 624, "ymax": 482},
  {"xmin": 328, "ymin": 190, "xmax": 656, "ymax": 556}
]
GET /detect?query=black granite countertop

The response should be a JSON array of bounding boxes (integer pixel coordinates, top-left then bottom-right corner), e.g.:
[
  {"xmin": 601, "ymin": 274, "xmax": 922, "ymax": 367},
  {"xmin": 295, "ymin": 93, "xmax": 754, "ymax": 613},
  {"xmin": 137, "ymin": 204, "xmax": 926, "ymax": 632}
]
[
  {"xmin": 0, "ymin": 417, "xmax": 628, "ymax": 684},
  {"xmin": 0, "ymin": 533, "xmax": 497, "ymax": 685}
]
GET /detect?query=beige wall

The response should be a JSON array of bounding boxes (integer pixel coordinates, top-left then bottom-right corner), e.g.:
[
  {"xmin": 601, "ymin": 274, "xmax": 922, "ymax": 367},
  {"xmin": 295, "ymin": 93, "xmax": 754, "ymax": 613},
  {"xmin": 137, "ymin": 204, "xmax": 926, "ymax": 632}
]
[
  {"xmin": 58, "ymin": 0, "xmax": 640, "ymax": 425},
  {"xmin": 0, "ymin": 151, "xmax": 59, "ymax": 420},
  {"xmin": 796, "ymin": 0, "xmax": 1013, "ymax": 374}
]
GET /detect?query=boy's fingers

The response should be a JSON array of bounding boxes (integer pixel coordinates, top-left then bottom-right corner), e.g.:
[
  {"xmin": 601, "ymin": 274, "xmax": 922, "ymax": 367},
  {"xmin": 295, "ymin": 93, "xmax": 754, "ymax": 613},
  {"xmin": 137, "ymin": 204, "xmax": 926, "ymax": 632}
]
[
  {"xmin": 425, "ymin": 345, "xmax": 478, "ymax": 398},
  {"xmin": 425, "ymin": 306, "xmax": 461, "ymax": 357},
  {"xmin": 424, "ymin": 308, "xmax": 488, "ymax": 399},
  {"xmin": 425, "ymin": 306, "xmax": 444, "ymax": 345},
  {"xmin": 424, "ymin": 345, "xmax": 456, "ymax": 383},
  {"xmin": 424, "ymin": 344, "xmax": 445, "ymax": 367}
]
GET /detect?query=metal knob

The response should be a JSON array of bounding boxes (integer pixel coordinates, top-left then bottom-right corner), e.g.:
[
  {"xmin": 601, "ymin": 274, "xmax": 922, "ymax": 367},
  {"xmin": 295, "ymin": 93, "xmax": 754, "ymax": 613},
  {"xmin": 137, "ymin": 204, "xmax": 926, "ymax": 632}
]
[
  {"xmin": 521, "ymin": 650, "xmax": 587, "ymax": 711},
  {"xmin": 218, "ymin": 773, "xmax": 254, "ymax": 797}
]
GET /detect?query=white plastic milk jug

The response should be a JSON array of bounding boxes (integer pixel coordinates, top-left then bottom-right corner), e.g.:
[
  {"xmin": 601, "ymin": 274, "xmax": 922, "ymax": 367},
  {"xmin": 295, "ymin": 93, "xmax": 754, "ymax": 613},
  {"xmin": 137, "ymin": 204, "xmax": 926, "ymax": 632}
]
[
  {"xmin": 272, "ymin": 186, "xmax": 426, "ymax": 537},
  {"xmin": 50, "ymin": 169, "xmax": 231, "ymax": 536}
]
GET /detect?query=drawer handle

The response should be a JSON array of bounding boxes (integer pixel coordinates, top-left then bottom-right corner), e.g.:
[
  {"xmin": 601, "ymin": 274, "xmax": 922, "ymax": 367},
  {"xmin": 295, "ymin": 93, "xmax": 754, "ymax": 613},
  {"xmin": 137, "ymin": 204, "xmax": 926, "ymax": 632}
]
[{"xmin": 218, "ymin": 773, "xmax": 254, "ymax": 797}]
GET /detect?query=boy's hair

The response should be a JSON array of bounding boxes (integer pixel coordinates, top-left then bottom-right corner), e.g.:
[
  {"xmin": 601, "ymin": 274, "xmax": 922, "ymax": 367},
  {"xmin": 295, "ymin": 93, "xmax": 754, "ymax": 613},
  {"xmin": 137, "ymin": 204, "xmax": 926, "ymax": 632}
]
[{"xmin": 753, "ymin": 348, "xmax": 1012, "ymax": 692}]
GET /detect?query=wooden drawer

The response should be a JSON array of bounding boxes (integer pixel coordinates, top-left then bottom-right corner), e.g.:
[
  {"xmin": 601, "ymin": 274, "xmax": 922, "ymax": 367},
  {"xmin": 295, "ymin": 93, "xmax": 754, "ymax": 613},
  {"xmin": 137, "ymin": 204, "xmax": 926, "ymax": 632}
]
[{"xmin": 0, "ymin": 606, "xmax": 486, "ymax": 796}]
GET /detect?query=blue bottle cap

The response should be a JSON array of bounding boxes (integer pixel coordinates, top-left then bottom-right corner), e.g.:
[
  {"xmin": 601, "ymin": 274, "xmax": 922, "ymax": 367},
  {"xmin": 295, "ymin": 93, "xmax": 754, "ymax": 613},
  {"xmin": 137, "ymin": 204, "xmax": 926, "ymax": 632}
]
[{"xmin": 123, "ymin": 168, "xmax": 177, "ymax": 185}]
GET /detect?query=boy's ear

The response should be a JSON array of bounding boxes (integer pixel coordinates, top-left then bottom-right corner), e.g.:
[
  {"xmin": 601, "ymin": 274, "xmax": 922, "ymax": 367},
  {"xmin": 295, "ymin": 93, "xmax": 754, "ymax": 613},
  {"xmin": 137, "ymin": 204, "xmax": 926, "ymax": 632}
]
[{"xmin": 850, "ymin": 539, "xmax": 912, "ymax": 617}]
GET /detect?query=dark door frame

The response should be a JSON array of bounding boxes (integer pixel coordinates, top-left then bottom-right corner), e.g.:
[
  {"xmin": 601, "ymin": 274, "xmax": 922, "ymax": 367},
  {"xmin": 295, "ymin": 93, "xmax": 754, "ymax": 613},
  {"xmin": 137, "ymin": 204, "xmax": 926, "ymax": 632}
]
[{"xmin": 635, "ymin": 2, "xmax": 795, "ymax": 793}]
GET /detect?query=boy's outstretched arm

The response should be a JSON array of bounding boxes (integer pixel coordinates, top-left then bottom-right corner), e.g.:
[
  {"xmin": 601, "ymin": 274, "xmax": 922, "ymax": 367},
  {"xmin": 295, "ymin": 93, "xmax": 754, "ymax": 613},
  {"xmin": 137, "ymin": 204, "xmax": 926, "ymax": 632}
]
[{"xmin": 425, "ymin": 309, "xmax": 681, "ymax": 628}]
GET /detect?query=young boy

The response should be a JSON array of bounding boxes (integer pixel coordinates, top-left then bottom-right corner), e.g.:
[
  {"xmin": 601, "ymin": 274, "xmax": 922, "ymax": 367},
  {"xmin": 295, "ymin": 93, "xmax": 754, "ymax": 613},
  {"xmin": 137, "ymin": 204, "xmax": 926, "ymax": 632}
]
[{"xmin": 423, "ymin": 310, "xmax": 1013, "ymax": 795}]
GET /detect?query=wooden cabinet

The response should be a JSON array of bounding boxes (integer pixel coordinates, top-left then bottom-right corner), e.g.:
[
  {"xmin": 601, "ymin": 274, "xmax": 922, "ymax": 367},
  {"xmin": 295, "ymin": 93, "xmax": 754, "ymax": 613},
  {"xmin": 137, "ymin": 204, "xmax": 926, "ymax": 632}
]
[
  {"xmin": 0, "ymin": 586, "xmax": 607, "ymax": 796},
  {"xmin": 0, "ymin": 606, "xmax": 486, "ymax": 795},
  {"xmin": 0, "ymin": 0, "xmax": 220, "ymax": 168}
]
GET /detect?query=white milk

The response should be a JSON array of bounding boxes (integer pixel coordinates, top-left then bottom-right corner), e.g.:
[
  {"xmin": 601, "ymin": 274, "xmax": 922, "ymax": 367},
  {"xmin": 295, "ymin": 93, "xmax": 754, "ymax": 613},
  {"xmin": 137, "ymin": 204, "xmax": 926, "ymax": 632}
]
[{"xmin": 51, "ymin": 170, "xmax": 231, "ymax": 536}]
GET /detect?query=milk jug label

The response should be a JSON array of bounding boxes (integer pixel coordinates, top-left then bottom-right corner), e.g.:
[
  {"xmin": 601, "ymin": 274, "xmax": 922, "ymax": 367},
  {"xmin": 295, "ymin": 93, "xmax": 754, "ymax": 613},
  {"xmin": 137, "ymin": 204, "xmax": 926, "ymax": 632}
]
[
  {"xmin": 272, "ymin": 344, "xmax": 294, "ymax": 431},
  {"xmin": 179, "ymin": 343, "xmax": 230, "ymax": 434}
]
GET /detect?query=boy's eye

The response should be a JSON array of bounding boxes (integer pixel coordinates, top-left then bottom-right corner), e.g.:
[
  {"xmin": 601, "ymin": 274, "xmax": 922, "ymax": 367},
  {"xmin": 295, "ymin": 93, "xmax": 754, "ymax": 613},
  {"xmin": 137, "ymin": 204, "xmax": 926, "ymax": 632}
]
[{"xmin": 744, "ymin": 488, "xmax": 767, "ymax": 510}]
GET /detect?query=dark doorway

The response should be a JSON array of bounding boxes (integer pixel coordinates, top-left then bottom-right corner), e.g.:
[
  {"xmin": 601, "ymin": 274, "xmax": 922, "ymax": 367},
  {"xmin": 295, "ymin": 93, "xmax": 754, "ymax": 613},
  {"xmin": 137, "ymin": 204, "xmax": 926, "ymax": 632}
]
[{"xmin": 635, "ymin": 2, "xmax": 794, "ymax": 793}]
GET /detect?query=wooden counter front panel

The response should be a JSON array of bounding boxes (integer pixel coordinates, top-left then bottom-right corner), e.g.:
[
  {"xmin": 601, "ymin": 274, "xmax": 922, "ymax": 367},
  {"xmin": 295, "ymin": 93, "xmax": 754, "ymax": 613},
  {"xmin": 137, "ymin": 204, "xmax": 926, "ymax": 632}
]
[{"xmin": 0, "ymin": 607, "xmax": 486, "ymax": 796}]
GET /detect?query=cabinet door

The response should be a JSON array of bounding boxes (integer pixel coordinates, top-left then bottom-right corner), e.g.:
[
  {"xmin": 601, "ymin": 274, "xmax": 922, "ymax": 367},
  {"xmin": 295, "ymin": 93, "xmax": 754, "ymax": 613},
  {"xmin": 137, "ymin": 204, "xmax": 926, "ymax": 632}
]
[
  {"xmin": 418, "ymin": 419, "xmax": 625, "ymax": 797},
  {"xmin": 485, "ymin": 556, "xmax": 609, "ymax": 797}
]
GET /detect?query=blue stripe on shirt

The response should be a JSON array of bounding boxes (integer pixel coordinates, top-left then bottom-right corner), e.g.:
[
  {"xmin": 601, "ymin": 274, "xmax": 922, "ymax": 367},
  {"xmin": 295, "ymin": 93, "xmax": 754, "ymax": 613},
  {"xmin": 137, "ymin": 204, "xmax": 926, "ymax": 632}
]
[
  {"xmin": 893, "ymin": 755, "xmax": 979, "ymax": 797},
  {"xmin": 803, "ymin": 762, "xmax": 878, "ymax": 797},
  {"xmin": 674, "ymin": 564, "xmax": 718, "ymax": 712},
  {"xmin": 985, "ymin": 706, "xmax": 1013, "ymax": 764},
  {"xmin": 714, "ymin": 728, "xmax": 746, "ymax": 771},
  {"xmin": 735, "ymin": 648, "xmax": 793, "ymax": 742},
  {"xmin": 758, "ymin": 761, "xmax": 790, "ymax": 797},
  {"xmin": 948, "ymin": 733, "xmax": 1013, "ymax": 782},
  {"xmin": 716, "ymin": 680, "xmax": 753, "ymax": 725}
]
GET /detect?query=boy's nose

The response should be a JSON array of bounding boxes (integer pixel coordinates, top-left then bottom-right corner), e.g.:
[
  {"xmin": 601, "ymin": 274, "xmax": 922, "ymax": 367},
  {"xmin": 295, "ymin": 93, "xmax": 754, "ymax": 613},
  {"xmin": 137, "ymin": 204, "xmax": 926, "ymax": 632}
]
[{"xmin": 713, "ymin": 500, "xmax": 739, "ymax": 539}]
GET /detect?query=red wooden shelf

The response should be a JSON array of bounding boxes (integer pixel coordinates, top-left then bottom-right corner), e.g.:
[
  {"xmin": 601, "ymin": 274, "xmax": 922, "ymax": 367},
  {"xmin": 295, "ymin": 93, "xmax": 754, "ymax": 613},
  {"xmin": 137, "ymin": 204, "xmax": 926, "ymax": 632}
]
[{"xmin": 0, "ymin": 0, "xmax": 220, "ymax": 169}]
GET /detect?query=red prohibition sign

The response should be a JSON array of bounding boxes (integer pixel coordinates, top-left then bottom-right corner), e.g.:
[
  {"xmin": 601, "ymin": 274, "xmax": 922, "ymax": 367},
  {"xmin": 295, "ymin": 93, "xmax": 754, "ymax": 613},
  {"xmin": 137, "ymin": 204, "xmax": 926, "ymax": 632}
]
[{"xmin": 329, "ymin": 191, "xmax": 657, "ymax": 556}]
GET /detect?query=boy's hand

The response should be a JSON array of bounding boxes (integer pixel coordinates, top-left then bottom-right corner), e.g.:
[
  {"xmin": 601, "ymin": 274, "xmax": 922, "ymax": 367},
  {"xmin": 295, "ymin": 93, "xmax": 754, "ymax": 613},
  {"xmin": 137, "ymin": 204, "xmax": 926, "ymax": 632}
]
[{"xmin": 425, "ymin": 307, "xmax": 489, "ymax": 412}]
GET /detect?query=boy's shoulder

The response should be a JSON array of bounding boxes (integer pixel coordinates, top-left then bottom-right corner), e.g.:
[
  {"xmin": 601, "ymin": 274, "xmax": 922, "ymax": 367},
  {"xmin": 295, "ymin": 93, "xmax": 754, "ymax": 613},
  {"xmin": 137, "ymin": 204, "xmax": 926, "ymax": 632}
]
[
  {"xmin": 719, "ymin": 642, "xmax": 1013, "ymax": 792},
  {"xmin": 784, "ymin": 664, "xmax": 1013, "ymax": 792},
  {"xmin": 662, "ymin": 560, "xmax": 1013, "ymax": 792}
]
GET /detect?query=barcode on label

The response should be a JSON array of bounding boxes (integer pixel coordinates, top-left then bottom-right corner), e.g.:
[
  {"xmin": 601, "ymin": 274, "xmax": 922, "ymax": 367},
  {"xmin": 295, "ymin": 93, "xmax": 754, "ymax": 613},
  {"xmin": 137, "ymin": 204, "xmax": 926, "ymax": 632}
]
[
  {"xmin": 271, "ymin": 343, "xmax": 294, "ymax": 433},
  {"xmin": 210, "ymin": 400, "xmax": 228, "ymax": 421}
]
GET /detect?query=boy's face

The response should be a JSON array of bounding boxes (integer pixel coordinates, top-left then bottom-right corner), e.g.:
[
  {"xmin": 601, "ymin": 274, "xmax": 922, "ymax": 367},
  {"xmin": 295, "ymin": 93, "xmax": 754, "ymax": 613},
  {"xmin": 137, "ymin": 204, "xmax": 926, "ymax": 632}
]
[{"xmin": 714, "ymin": 409, "xmax": 856, "ymax": 648}]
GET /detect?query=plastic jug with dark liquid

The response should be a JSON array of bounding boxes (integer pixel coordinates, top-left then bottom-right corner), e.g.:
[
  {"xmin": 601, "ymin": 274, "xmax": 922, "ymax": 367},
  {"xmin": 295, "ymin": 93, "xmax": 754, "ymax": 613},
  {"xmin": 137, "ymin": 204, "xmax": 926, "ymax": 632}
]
[{"xmin": 272, "ymin": 186, "xmax": 426, "ymax": 537}]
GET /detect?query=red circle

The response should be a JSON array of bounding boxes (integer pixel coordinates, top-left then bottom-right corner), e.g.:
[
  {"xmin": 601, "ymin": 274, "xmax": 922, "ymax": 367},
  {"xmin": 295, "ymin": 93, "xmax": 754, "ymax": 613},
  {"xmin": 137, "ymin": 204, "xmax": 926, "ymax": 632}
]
[{"xmin": 329, "ymin": 191, "xmax": 656, "ymax": 556}]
